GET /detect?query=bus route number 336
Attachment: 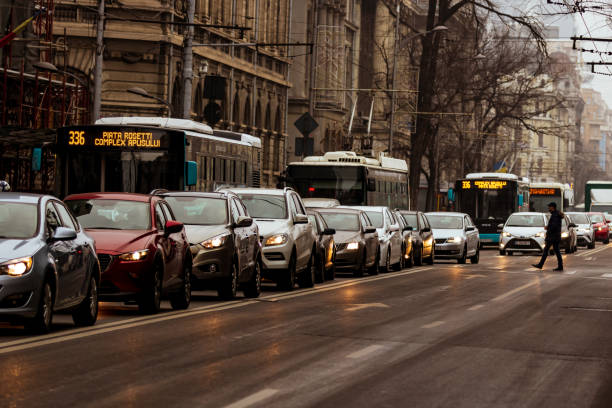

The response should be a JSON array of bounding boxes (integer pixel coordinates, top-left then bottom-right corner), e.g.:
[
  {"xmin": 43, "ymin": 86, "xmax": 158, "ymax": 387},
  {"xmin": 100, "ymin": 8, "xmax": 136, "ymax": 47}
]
[{"xmin": 68, "ymin": 130, "xmax": 86, "ymax": 146}]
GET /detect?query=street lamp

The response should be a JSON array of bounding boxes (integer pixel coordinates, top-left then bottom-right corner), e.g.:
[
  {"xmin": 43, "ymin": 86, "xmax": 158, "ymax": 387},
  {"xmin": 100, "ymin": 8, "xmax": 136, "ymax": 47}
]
[
  {"xmin": 32, "ymin": 61, "xmax": 87, "ymax": 87},
  {"xmin": 389, "ymin": 25, "xmax": 448, "ymax": 156},
  {"xmin": 126, "ymin": 87, "xmax": 171, "ymax": 117}
]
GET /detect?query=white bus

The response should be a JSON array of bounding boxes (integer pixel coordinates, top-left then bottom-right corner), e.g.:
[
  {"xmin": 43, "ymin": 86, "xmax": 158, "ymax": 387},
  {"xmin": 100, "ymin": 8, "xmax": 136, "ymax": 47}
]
[
  {"xmin": 285, "ymin": 151, "xmax": 409, "ymax": 209},
  {"xmin": 528, "ymin": 182, "xmax": 573, "ymax": 212}
]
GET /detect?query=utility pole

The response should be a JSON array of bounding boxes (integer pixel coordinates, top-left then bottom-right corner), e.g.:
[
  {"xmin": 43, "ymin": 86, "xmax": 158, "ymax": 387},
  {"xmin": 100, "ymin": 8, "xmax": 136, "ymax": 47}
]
[
  {"xmin": 92, "ymin": 0, "xmax": 104, "ymax": 121},
  {"xmin": 388, "ymin": 0, "xmax": 400, "ymax": 156},
  {"xmin": 182, "ymin": 0, "xmax": 195, "ymax": 119}
]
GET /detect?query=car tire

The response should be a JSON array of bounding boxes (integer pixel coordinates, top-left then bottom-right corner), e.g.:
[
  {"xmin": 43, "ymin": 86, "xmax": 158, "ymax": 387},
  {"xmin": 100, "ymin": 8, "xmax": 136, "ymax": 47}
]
[
  {"xmin": 315, "ymin": 254, "xmax": 325, "ymax": 284},
  {"xmin": 278, "ymin": 252, "xmax": 296, "ymax": 291},
  {"xmin": 219, "ymin": 262, "xmax": 238, "ymax": 299},
  {"xmin": 458, "ymin": 245, "xmax": 467, "ymax": 264},
  {"xmin": 72, "ymin": 275, "xmax": 99, "ymax": 327},
  {"xmin": 325, "ymin": 262, "xmax": 336, "ymax": 281},
  {"xmin": 470, "ymin": 247, "xmax": 480, "ymax": 264},
  {"xmin": 588, "ymin": 242, "xmax": 595, "ymax": 249},
  {"xmin": 414, "ymin": 246, "xmax": 423, "ymax": 266},
  {"xmin": 405, "ymin": 247, "xmax": 414, "ymax": 268},
  {"xmin": 425, "ymin": 246, "xmax": 435, "ymax": 265},
  {"xmin": 243, "ymin": 259, "xmax": 262, "ymax": 298},
  {"xmin": 392, "ymin": 248, "xmax": 402, "ymax": 271},
  {"xmin": 138, "ymin": 260, "xmax": 163, "ymax": 314},
  {"xmin": 499, "ymin": 249, "xmax": 506, "ymax": 256},
  {"xmin": 383, "ymin": 248, "xmax": 391, "ymax": 272},
  {"xmin": 298, "ymin": 251, "xmax": 316, "ymax": 288},
  {"xmin": 605, "ymin": 238, "xmax": 610, "ymax": 245},
  {"xmin": 26, "ymin": 280, "xmax": 53, "ymax": 334},
  {"xmin": 170, "ymin": 260, "xmax": 192, "ymax": 310},
  {"xmin": 354, "ymin": 250, "xmax": 365, "ymax": 277},
  {"xmin": 368, "ymin": 249, "xmax": 379, "ymax": 276}
]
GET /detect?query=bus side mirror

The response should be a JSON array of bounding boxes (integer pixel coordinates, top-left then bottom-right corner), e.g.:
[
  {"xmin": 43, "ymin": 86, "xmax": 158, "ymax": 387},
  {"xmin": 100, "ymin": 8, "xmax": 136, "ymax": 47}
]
[
  {"xmin": 367, "ymin": 178, "xmax": 376, "ymax": 192},
  {"xmin": 32, "ymin": 148, "xmax": 42, "ymax": 171},
  {"xmin": 518, "ymin": 195, "xmax": 524, "ymax": 207},
  {"xmin": 185, "ymin": 161, "xmax": 197, "ymax": 186}
]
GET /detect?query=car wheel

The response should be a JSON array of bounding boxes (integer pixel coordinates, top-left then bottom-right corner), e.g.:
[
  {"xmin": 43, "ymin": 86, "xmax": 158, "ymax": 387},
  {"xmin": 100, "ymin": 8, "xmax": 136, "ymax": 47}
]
[
  {"xmin": 243, "ymin": 259, "xmax": 262, "ymax": 298},
  {"xmin": 425, "ymin": 246, "xmax": 435, "ymax": 265},
  {"xmin": 354, "ymin": 250, "xmax": 365, "ymax": 277},
  {"xmin": 72, "ymin": 275, "xmax": 99, "ymax": 327},
  {"xmin": 325, "ymin": 260, "xmax": 336, "ymax": 281},
  {"xmin": 278, "ymin": 252, "xmax": 296, "ymax": 290},
  {"xmin": 26, "ymin": 281, "xmax": 53, "ymax": 334},
  {"xmin": 406, "ymin": 247, "xmax": 414, "ymax": 268},
  {"xmin": 414, "ymin": 246, "xmax": 423, "ymax": 266},
  {"xmin": 605, "ymin": 238, "xmax": 610, "ymax": 245},
  {"xmin": 368, "ymin": 249, "xmax": 379, "ymax": 276},
  {"xmin": 499, "ymin": 249, "xmax": 506, "ymax": 256},
  {"xmin": 392, "ymin": 248, "xmax": 402, "ymax": 271},
  {"xmin": 138, "ymin": 260, "xmax": 163, "ymax": 314},
  {"xmin": 588, "ymin": 242, "xmax": 595, "ymax": 249},
  {"xmin": 315, "ymin": 253, "xmax": 325, "ymax": 284},
  {"xmin": 383, "ymin": 248, "xmax": 391, "ymax": 272},
  {"xmin": 298, "ymin": 251, "xmax": 316, "ymax": 288},
  {"xmin": 470, "ymin": 247, "xmax": 480, "ymax": 264},
  {"xmin": 219, "ymin": 262, "xmax": 238, "ymax": 299},
  {"xmin": 170, "ymin": 260, "xmax": 192, "ymax": 310},
  {"xmin": 458, "ymin": 245, "xmax": 467, "ymax": 264}
]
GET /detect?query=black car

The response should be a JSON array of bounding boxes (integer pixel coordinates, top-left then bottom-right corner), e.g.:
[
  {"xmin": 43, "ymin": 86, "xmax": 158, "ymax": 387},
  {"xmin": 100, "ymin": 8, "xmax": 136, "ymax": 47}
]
[
  {"xmin": 0, "ymin": 193, "xmax": 100, "ymax": 333},
  {"xmin": 307, "ymin": 209, "xmax": 336, "ymax": 282},
  {"xmin": 157, "ymin": 191, "xmax": 262, "ymax": 299},
  {"xmin": 398, "ymin": 210, "xmax": 435, "ymax": 265}
]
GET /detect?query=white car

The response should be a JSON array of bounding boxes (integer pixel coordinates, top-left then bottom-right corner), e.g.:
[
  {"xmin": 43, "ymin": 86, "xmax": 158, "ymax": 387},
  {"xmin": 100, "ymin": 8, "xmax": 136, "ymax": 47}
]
[
  {"xmin": 499, "ymin": 212, "xmax": 547, "ymax": 255},
  {"xmin": 342, "ymin": 206, "xmax": 403, "ymax": 272},
  {"xmin": 426, "ymin": 212, "xmax": 480, "ymax": 264},
  {"xmin": 566, "ymin": 212, "xmax": 595, "ymax": 249},
  {"xmin": 229, "ymin": 187, "xmax": 315, "ymax": 290}
]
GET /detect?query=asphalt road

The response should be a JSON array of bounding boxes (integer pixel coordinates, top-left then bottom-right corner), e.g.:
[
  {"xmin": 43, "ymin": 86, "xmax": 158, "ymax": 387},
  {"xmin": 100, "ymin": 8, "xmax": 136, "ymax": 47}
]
[{"xmin": 3, "ymin": 245, "xmax": 612, "ymax": 407}]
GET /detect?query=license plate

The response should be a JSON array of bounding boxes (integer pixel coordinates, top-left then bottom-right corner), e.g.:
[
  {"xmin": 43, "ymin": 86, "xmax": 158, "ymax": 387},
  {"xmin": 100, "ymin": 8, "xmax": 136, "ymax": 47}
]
[
  {"xmin": 515, "ymin": 240, "xmax": 531, "ymax": 246},
  {"xmin": 481, "ymin": 239, "xmax": 493, "ymax": 242}
]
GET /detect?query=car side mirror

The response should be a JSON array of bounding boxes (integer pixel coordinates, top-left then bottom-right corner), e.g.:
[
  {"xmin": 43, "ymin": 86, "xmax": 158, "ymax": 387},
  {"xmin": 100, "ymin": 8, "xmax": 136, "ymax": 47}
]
[
  {"xmin": 403, "ymin": 226, "xmax": 413, "ymax": 232},
  {"xmin": 466, "ymin": 226, "xmax": 475, "ymax": 232},
  {"xmin": 323, "ymin": 228, "xmax": 336, "ymax": 235},
  {"xmin": 233, "ymin": 216, "xmax": 253, "ymax": 228},
  {"xmin": 293, "ymin": 214, "xmax": 309, "ymax": 224},
  {"xmin": 164, "ymin": 220, "xmax": 184, "ymax": 235},
  {"xmin": 364, "ymin": 226, "xmax": 377, "ymax": 234},
  {"xmin": 569, "ymin": 223, "xmax": 577, "ymax": 228},
  {"xmin": 421, "ymin": 227, "xmax": 431, "ymax": 233},
  {"xmin": 50, "ymin": 226, "xmax": 77, "ymax": 241}
]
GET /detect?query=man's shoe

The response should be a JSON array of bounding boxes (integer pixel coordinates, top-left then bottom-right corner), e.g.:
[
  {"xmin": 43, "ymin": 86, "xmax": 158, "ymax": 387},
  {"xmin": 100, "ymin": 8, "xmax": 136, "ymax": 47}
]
[
  {"xmin": 532, "ymin": 264, "xmax": 543, "ymax": 269},
  {"xmin": 553, "ymin": 267, "xmax": 563, "ymax": 272}
]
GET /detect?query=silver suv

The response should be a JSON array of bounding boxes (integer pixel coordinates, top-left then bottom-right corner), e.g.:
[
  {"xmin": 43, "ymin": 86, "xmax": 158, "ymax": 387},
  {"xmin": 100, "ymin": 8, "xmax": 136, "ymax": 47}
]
[{"xmin": 229, "ymin": 188, "xmax": 315, "ymax": 290}]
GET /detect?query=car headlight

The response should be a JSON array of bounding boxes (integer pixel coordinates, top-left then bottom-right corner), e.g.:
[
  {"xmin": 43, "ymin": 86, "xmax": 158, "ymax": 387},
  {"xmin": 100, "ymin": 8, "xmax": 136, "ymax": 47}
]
[
  {"xmin": 502, "ymin": 231, "xmax": 511, "ymax": 237},
  {"xmin": 265, "ymin": 234, "xmax": 288, "ymax": 247},
  {"xmin": 201, "ymin": 234, "xmax": 230, "ymax": 249},
  {"xmin": 535, "ymin": 231, "xmax": 546, "ymax": 238},
  {"xmin": 0, "ymin": 257, "xmax": 33, "ymax": 276},
  {"xmin": 446, "ymin": 237, "xmax": 462, "ymax": 243},
  {"xmin": 346, "ymin": 242, "xmax": 359, "ymax": 250},
  {"xmin": 561, "ymin": 232, "xmax": 569, "ymax": 238},
  {"xmin": 119, "ymin": 249, "xmax": 149, "ymax": 261}
]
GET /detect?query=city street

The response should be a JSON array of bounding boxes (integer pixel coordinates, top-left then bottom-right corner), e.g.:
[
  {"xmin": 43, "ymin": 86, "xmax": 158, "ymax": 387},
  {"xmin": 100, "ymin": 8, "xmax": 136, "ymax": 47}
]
[{"xmin": 2, "ymin": 247, "xmax": 612, "ymax": 407}]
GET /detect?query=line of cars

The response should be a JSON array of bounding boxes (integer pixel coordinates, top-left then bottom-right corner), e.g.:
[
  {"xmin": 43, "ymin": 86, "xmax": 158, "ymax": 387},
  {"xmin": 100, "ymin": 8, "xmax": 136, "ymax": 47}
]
[
  {"xmin": 498, "ymin": 211, "xmax": 608, "ymax": 255},
  {"xmin": 0, "ymin": 187, "xmax": 483, "ymax": 334}
]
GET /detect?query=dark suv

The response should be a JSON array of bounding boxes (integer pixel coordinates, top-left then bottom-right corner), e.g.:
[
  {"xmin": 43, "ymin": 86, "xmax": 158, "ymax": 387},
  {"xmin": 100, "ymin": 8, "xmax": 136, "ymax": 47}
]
[{"xmin": 157, "ymin": 191, "xmax": 262, "ymax": 299}]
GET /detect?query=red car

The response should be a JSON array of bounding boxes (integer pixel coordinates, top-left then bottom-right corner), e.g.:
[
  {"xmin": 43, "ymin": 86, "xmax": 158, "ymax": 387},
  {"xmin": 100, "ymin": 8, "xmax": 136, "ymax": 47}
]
[
  {"xmin": 65, "ymin": 193, "xmax": 192, "ymax": 314},
  {"xmin": 587, "ymin": 212, "xmax": 610, "ymax": 244}
]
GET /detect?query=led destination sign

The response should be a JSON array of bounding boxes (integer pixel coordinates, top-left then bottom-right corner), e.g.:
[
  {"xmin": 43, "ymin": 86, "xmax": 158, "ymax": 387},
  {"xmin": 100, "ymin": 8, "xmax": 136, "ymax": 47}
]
[
  {"xmin": 461, "ymin": 180, "xmax": 508, "ymax": 190},
  {"xmin": 530, "ymin": 188, "xmax": 561, "ymax": 196},
  {"xmin": 58, "ymin": 126, "xmax": 170, "ymax": 150}
]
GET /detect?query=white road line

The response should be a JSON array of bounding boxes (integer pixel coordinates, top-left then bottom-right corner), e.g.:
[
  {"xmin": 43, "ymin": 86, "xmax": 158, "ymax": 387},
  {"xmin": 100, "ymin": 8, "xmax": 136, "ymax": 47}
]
[
  {"xmin": 0, "ymin": 268, "xmax": 434, "ymax": 355},
  {"xmin": 346, "ymin": 344, "xmax": 385, "ymax": 359},
  {"xmin": 468, "ymin": 304, "xmax": 484, "ymax": 311},
  {"xmin": 577, "ymin": 245, "xmax": 611, "ymax": 257},
  {"xmin": 564, "ymin": 270, "xmax": 577, "ymax": 275},
  {"xmin": 585, "ymin": 257, "xmax": 593, "ymax": 261},
  {"xmin": 224, "ymin": 389, "xmax": 279, "ymax": 408},
  {"xmin": 421, "ymin": 320, "xmax": 445, "ymax": 329},
  {"xmin": 601, "ymin": 274, "xmax": 612, "ymax": 279},
  {"xmin": 491, "ymin": 276, "xmax": 551, "ymax": 302}
]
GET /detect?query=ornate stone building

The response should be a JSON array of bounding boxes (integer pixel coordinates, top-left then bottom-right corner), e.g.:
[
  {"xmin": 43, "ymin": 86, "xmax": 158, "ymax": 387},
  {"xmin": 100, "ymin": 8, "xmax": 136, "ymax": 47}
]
[{"xmin": 53, "ymin": 0, "xmax": 291, "ymax": 187}]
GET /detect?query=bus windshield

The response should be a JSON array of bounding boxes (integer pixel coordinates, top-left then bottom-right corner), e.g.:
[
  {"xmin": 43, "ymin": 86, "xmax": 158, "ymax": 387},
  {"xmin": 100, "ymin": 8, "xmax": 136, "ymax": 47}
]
[
  {"xmin": 287, "ymin": 165, "xmax": 365, "ymax": 205},
  {"xmin": 457, "ymin": 183, "xmax": 515, "ymax": 220},
  {"xmin": 529, "ymin": 192, "xmax": 562, "ymax": 212}
]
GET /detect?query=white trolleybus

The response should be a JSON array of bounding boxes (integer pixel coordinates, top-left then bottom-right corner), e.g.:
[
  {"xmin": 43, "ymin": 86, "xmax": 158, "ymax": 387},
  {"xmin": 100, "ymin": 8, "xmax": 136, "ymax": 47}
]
[
  {"xmin": 285, "ymin": 151, "xmax": 409, "ymax": 209},
  {"xmin": 528, "ymin": 182, "xmax": 574, "ymax": 213}
]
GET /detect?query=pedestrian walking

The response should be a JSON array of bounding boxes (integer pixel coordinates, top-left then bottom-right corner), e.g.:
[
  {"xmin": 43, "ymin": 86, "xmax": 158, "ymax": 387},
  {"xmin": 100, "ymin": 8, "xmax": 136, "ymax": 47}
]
[{"xmin": 532, "ymin": 202, "xmax": 563, "ymax": 271}]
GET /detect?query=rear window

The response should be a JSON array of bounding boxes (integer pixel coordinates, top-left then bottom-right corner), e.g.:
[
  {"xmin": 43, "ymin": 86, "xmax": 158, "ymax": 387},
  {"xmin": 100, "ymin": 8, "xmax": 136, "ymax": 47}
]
[{"xmin": 0, "ymin": 202, "xmax": 38, "ymax": 238}]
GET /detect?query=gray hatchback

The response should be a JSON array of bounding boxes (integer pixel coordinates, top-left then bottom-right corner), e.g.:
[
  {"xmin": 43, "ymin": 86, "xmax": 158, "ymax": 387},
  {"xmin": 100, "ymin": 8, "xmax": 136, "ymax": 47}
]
[{"xmin": 0, "ymin": 193, "xmax": 100, "ymax": 333}]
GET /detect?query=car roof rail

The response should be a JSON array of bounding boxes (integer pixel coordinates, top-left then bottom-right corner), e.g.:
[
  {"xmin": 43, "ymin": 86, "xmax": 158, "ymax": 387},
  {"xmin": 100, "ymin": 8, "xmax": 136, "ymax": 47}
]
[
  {"xmin": 283, "ymin": 186, "xmax": 295, "ymax": 193},
  {"xmin": 150, "ymin": 188, "xmax": 169, "ymax": 195}
]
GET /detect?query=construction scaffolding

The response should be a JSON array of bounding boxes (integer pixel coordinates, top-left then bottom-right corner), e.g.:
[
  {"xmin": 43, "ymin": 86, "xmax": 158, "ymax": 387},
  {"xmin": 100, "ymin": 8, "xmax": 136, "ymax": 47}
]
[{"xmin": 0, "ymin": 0, "xmax": 89, "ymax": 194}]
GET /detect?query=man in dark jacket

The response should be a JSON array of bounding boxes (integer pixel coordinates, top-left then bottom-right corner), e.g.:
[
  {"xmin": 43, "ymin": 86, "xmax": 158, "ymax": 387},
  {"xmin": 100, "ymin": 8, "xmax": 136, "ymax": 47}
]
[{"xmin": 532, "ymin": 202, "xmax": 563, "ymax": 271}]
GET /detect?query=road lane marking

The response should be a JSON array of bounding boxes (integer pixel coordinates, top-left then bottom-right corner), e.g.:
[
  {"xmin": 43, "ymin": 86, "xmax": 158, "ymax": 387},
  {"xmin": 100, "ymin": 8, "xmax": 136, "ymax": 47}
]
[
  {"xmin": 421, "ymin": 320, "xmax": 445, "ymax": 329},
  {"xmin": 224, "ymin": 389, "xmax": 279, "ymax": 408},
  {"xmin": 577, "ymin": 245, "xmax": 611, "ymax": 257},
  {"xmin": 463, "ymin": 274, "xmax": 486, "ymax": 279},
  {"xmin": 491, "ymin": 276, "xmax": 551, "ymax": 302},
  {"xmin": 0, "ymin": 267, "xmax": 434, "ymax": 354},
  {"xmin": 585, "ymin": 257, "xmax": 593, "ymax": 261},
  {"xmin": 601, "ymin": 274, "xmax": 612, "ymax": 278},
  {"xmin": 564, "ymin": 270, "xmax": 577, "ymax": 275},
  {"xmin": 345, "ymin": 303, "xmax": 389, "ymax": 312},
  {"xmin": 347, "ymin": 345, "xmax": 385, "ymax": 359},
  {"xmin": 468, "ymin": 304, "xmax": 484, "ymax": 311}
]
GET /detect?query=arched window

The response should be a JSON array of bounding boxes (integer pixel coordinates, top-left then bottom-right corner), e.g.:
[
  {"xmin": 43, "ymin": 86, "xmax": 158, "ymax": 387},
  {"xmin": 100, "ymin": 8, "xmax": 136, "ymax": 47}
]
[
  {"xmin": 232, "ymin": 93, "xmax": 241, "ymax": 127},
  {"xmin": 244, "ymin": 96, "xmax": 252, "ymax": 127},
  {"xmin": 255, "ymin": 101, "xmax": 262, "ymax": 129},
  {"xmin": 264, "ymin": 104, "xmax": 271, "ymax": 131},
  {"xmin": 275, "ymin": 105, "xmax": 282, "ymax": 132}
]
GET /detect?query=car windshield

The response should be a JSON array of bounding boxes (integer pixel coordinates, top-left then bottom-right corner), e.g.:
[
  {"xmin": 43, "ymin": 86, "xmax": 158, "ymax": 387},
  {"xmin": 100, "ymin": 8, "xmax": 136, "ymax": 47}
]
[
  {"xmin": 164, "ymin": 196, "xmax": 227, "ymax": 225},
  {"xmin": 365, "ymin": 211, "xmax": 383, "ymax": 228},
  {"xmin": 66, "ymin": 199, "xmax": 151, "ymax": 230},
  {"xmin": 568, "ymin": 213, "xmax": 589, "ymax": 224},
  {"xmin": 0, "ymin": 203, "xmax": 38, "ymax": 239},
  {"xmin": 427, "ymin": 215, "xmax": 463, "ymax": 229},
  {"xmin": 589, "ymin": 214, "xmax": 604, "ymax": 223},
  {"xmin": 321, "ymin": 212, "xmax": 360, "ymax": 231},
  {"xmin": 239, "ymin": 194, "xmax": 287, "ymax": 219},
  {"xmin": 401, "ymin": 214, "xmax": 418, "ymax": 229},
  {"xmin": 506, "ymin": 214, "xmax": 545, "ymax": 227}
]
